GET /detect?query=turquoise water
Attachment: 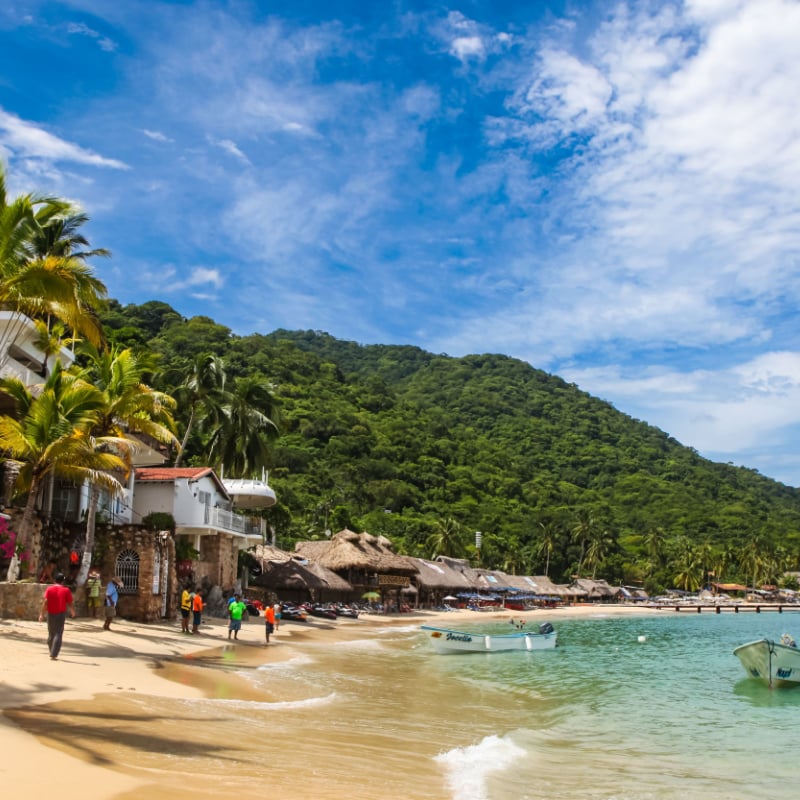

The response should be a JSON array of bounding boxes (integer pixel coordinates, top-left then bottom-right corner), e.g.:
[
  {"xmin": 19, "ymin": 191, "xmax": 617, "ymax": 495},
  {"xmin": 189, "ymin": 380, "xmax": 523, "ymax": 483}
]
[
  {"xmin": 213, "ymin": 611, "xmax": 800, "ymax": 799},
  {"xmin": 33, "ymin": 611, "xmax": 800, "ymax": 800},
  {"xmin": 413, "ymin": 612, "xmax": 800, "ymax": 799}
]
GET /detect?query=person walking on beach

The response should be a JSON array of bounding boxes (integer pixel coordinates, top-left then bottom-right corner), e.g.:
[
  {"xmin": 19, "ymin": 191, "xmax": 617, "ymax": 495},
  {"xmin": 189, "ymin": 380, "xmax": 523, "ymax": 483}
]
[
  {"xmin": 192, "ymin": 589, "xmax": 204, "ymax": 634},
  {"xmin": 180, "ymin": 585, "xmax": 193, "ymax": 633},
  {"xmin": 228, "ymin": 593, "xmax": 247, "ymax": 640},
  {"xmin": 103, "ymin": 576, "xmax": 123, "ymax": 630},
  {"xmin": 264, "ymin": 602, "xmax": 275, "ymax": 645},
  {"xmin": 86, "ymin": 569, "xmax": 102, "ymax": 618},
  {"xmin": 273, "ymin": 601, "xmax": 281, "ymax": 630},
  {"xmin": 38, "ymin": 573, "xmax": 75, "ymax": 660}
]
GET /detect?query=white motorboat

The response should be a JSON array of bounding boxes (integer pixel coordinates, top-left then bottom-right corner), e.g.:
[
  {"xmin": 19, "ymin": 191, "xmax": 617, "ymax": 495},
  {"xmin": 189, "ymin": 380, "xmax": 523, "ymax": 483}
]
[
  {"xmin": 733, "ymin": 634, "xmax": 800, "ymax": 687},
  {"xmin": 421, "ymin": 622, "xmax": 557, "ymax": 654}
]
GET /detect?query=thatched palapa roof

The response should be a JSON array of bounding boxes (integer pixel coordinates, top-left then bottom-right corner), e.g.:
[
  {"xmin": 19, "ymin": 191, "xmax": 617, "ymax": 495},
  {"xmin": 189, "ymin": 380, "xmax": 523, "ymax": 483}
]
[
  {"xmin": 253, "ymin": 544, "xmax": 293, "ymax": 564},
  {"xmin": 410, "ymin": 557, "xmax": 474, "ymax": 592},
  {"xmin": 570, "ymin": 578, "xmax": 615, "ymax": 599},
  {"xmin": 294, "ymin": 529, "xmax": 417, "ymax": 574},
  {"xmin": 258, "ymin": 557, "xmax": 353, "ymax": 593}
]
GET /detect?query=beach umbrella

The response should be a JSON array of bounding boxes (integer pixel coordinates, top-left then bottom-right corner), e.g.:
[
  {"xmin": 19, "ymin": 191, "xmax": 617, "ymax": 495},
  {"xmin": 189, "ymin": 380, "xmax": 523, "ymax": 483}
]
[
  {"xmin": 362, "ymin": 591, "xmax": 381, "ymax": 600},
  {"xmin": 443, "ymin": 595, "xmax": 457, "ymax": 601}
]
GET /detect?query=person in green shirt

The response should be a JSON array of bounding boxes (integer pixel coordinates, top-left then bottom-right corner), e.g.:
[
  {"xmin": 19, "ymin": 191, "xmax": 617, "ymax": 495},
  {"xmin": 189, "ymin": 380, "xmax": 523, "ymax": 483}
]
[
  {"xmin": 228, "ymin": 594, "xmax": 247, "ymax": 640},
  {"xmin": 86, "ymin": 569, "xmax": 102, "ymax": 618}
]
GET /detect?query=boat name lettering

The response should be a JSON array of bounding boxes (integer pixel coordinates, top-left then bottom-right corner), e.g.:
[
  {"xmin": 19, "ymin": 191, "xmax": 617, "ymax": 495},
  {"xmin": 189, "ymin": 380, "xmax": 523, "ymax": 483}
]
[
  {"xmin": 777, "ymin": 667, "xmax": 793, "ymax": 679},
  {"xmin": 445, "ymin": 632, "xmax": 473, "ymax": 642}
]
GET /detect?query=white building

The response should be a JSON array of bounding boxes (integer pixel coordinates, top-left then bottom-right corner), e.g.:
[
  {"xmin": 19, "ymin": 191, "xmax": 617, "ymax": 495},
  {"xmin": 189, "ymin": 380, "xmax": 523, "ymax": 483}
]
[{"xmin": 133, "ymin": 467, "xmax": 268, "ymax": 588}]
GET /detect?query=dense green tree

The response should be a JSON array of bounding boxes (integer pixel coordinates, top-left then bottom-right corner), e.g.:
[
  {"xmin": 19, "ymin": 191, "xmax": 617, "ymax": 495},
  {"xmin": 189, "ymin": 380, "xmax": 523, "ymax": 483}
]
[
  {"xmin": 75, "ymin": 308, "xmax": 800, "ymax": 587},
  {"xmin": 0, "ymin": 363, "xmax": 126, "ymax": 580},
  {"xmin": 0, "ymin": 164, "xmax": 107, "ymax": 362},
  {"xmin": 171, "ymin": 353, "xmax": 227, "ymax": 467},
  {"xmin": 205, "ymin": 375, "xmax": 279, "ymax": 478},
  {"xmin": 73, "ymin": 343, "xmax": 179, "ymax": 585},
  {"xmin": 425, "ymin": 517, "xmax": 467, "ymax": 559}
]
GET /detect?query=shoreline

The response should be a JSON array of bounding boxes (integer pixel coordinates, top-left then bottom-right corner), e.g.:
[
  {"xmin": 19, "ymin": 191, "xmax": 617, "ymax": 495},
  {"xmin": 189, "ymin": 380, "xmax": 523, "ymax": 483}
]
[{"xmin": 0, "ymin": 603, "xmax": 660, "ymax": 799}]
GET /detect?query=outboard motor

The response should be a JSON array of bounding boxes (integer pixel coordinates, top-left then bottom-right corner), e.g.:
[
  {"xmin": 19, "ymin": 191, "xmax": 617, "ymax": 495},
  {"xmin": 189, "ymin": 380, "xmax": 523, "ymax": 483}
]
[{"xmin": 538, "ymin": 622, "xmax": 554, "ymax": 635}]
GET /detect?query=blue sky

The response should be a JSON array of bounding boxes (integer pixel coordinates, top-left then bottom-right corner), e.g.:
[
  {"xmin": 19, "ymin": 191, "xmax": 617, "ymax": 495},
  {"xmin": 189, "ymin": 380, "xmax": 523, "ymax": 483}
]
[{"xmin": 2, "ymin": 0, "xmax": 800, "ymax": 485}]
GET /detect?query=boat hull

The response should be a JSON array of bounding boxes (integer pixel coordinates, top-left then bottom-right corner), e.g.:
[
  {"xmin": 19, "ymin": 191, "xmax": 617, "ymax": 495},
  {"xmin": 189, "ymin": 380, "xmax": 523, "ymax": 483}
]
[
  {"xmin": 733, "ymin": 638, "xmax": 800, "ymax": 687},
  {"xmin": 421, "ymin": 625, "xmax": 557, "ymax": 654}
]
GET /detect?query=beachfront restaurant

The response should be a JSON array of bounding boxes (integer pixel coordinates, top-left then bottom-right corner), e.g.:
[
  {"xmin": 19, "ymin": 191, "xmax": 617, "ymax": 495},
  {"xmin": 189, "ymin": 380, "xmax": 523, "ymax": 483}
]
[
  {"xmin": 246, "ymin": 542, "xmax": 352, "ymax": 605},
  {"xmin": 294, "ymin": 529, "xmax": 417, "ymax": 610},
  {"xmin": 407, "ymin": 556, "xmax": 474, "ymax": 608}
]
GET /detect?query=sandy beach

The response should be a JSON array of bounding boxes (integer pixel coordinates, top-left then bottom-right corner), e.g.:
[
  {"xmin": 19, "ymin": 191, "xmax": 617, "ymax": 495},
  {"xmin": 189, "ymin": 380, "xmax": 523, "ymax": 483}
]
[{"xmin": 0, "ymin": 603, "xmax": 658, "ymax": 800}]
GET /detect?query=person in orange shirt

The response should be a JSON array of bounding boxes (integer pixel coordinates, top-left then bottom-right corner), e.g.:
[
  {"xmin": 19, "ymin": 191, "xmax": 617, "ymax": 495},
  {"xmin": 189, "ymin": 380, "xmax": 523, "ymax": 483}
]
[
  {"xmin": 192, "ymin": 589, "xmax": 204, "ymax": 634},
  {"xmin": 264, "ymin": 603, "xmax": 275, "ymax": 645}
]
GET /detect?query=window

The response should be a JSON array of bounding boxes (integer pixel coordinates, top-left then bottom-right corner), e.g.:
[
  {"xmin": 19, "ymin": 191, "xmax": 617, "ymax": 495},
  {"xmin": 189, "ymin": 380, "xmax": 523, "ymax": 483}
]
[{"xmin": 115, "ymin": 549, "xmax": 140, "ymax": 594}]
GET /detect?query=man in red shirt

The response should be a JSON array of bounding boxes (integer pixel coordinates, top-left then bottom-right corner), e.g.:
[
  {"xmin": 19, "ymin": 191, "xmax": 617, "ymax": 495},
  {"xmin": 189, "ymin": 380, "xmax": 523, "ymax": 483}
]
[{"xmin": 39, "ymin": 572, "xmax": 76, "ymax": 660}]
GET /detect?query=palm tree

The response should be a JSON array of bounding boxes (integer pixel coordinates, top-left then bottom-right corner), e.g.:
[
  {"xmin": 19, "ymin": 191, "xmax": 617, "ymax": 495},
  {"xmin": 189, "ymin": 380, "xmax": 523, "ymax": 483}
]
[
  {"xmin": 73, "ymin": 343, "xmax": 179, "ymax": 585},
  {"xmin": 585, "ymin": 528, "xmax": 614, "ymax": 579},
  {"xmin": 1, "ymin": 163, "xmax": 108, "ymax": 365},
  {"xmin": 501, "ymin": 536, "xmax": 523, "ymax": 575},
  {"xmin": 171, "ymin": 353, "xmax": 227, "ymax": 467},
  {"xmin": 673, "ymin": 557, "xmax": 703, "ymax": 593},
  {"xmin": 643, "ymin": 526, "xmax": 667, "ymax": 569},
  {"xmin": 571, "ymin": 509, "xmax": 595, "ymax": 577},
  {"xmin": 28, "ymin": 206, "xmax": 111, "ymax": 263},
  {"xmin": 204, "ymin": 374, "xmax": 279, "ymax": 478},
  {"xmin": 535, "ymin": 520, "xmax": 557, "ymax": 577},
  {"xmin": 0, "ymin": 362, "xmax": 127, "ymax": 581},
  {"xmin": 32, "ymin": 319, "xmax": 73, "ymax": 378},
  {"xmin": 425, "ymin": 517, "xmax": 466, "ymax": 560},
  {"xmin": 739, "ymin": 535, "xmax": 766, "ymax": 593}
]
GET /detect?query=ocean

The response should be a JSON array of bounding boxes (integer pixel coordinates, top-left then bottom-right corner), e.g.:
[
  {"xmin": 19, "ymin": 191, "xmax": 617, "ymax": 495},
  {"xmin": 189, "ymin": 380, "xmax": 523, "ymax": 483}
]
[{"xmin": 12, "ymin": 611, "xmax": 800, "ymax": 800}]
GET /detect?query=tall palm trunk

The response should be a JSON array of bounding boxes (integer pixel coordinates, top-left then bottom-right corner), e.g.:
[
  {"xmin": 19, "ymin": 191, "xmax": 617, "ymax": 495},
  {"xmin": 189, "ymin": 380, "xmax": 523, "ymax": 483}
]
[
  {"xmin": 174, "ymin": 405, "xmax": 196, "ymax": 468},
  {"xmin": 75, "ymin": 482, "xmax": 100, "ymax": 586},
  {"xmin": 6, "ymin": 475, "xmax": 43, "ymax": 582}
]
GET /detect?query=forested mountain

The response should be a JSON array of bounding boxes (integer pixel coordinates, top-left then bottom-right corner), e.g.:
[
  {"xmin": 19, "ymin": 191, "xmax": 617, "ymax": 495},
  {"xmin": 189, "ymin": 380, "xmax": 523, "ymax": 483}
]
[{"xmin": 101, "ymin": 300, "xmax": 800, "ymax": 593}]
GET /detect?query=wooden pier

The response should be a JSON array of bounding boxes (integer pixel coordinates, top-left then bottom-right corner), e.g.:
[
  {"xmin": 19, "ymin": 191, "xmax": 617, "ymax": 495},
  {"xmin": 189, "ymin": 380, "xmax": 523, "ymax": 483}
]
[{"xmin": 648, "ymin": 604, "xmax": 800, "ymax": 614}]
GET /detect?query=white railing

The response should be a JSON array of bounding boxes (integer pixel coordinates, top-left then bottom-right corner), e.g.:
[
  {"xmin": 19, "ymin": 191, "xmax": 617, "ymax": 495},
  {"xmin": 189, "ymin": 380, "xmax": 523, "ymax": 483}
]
[
  {"xmin": 0, "ymin": 358, "xmax": 41, "ymax": 388},
  {"xmin": 204, "ymin": 504, "xmax": 263, "ymax": 537}
]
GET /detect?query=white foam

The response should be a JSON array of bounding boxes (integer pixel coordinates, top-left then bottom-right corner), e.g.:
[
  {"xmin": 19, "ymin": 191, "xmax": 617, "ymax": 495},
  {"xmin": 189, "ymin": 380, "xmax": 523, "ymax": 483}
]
[
  {"xmin": 257, "ymin": 653, "xmax": 314, "ymax": 669},
  {"xmin": 334, "ymin": 637, "xmax": 385, "ymax": 651},
  {"xmin": 378, "ymin": 624, "xmax": 419, "ymax": 634},
  {"xmin": 435, "ymin": 734, "xmax": 525, "ymax": 800},
  {"xmin": 177, "ymin": 692, "xmax": 337, "ymax": 712}
]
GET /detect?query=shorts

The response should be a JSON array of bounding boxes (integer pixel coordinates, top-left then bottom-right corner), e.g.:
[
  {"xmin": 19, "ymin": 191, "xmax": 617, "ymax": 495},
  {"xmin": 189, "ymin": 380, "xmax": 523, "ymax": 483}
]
[
  {"xmin": 104, "ymin": 605, "xmax": 116, "ymax": 619},
  {"xmin": 265, "ymin": 622, "xmax": 274, "ymax": 634},
  {"xmin": 229, "ymin": 619, "xmax": 242, "ymax": 632},
  {"xmin": 181, "ymin": 608, "xmax": 190, "ymax": 619},
  {"xmin": 87, "ymin": 596, "xmax": 101, "ymax": 609}
]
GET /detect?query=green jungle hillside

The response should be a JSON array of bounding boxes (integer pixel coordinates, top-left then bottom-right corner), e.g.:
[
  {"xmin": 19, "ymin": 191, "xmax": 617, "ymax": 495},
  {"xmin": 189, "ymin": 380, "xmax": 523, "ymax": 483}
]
[{"xmin": 102, "ymin": 300, "xmax": 800, "ymax": 594}]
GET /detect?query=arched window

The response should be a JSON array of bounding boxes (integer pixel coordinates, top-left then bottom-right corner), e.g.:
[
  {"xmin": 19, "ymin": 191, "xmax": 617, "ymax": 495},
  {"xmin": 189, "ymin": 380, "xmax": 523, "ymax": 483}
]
[{"xmin": 115, "ymin": 549, "xmax": 139, "ymax": 594}]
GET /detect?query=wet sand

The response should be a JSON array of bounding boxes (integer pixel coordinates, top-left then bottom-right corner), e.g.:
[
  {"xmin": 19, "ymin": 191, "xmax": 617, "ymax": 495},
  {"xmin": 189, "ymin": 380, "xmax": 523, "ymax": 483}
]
[{"xmin": 0, "ymin": 604, "xmax": 657, "ymax": 799}]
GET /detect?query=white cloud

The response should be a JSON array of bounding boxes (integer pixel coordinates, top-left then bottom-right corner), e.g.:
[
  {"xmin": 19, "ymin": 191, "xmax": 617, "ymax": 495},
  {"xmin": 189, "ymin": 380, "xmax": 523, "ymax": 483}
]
[
  {"xmin": 142, "ymin": 129, "xmax": 172, "ymax": 143},
  {"xmin": 213, "ymin": 138, "xmax": 251, "ymax": 164},
  {"xmin": 562, "ymin": 351, "xmax": 800, "ymax": 463},
  {"xmin": 0, "ymin": 108, "xmax": 128, "ymax": 169},
  {"xmin": 66, "ymin": 20, "xmax": 117, "ymax": 51},
  {"xmin": 436, "ymin": 10, "xmax": 511, "ymax": 63}
]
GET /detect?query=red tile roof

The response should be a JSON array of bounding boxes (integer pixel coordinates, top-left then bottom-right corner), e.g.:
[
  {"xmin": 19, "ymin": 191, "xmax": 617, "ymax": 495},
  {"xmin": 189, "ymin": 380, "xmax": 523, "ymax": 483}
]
[{"xmin": 135, "ymin": 467, "xmax": 214, "ymax": 481}]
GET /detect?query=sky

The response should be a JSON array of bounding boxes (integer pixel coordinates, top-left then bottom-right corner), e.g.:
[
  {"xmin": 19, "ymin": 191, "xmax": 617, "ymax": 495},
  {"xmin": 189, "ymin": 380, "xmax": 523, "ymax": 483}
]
[{"xmin": 2, "ymin": 0, "xmax": 800, "ymax": 485}]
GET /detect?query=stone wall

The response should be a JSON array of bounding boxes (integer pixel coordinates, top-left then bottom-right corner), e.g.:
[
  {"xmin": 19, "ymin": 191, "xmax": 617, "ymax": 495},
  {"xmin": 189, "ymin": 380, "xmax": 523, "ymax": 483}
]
[
  {"xmin": 1, "ymin": 504, "xmax": 243, "ymax": 622},
  {"xmin": 97, "ymin": 525, "xmax": 177, "ymax": 623},
  {"xmin": 0, "ymin": 581, "xmax": 48, "ymax": 619},
  {"xmin": 196, "ymin": 532, "xmax": 240, "ymax": 589},
  {"xmin": 0, "ymin": 581, "xmax": 93, "ymax": 620}
]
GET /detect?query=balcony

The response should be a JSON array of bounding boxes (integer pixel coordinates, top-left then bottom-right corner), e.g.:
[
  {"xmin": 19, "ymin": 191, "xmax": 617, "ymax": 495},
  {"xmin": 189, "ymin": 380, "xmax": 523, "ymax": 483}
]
[{"xmin": 174, "ymin": 500, "xmax": 263, "ymax": 540}]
